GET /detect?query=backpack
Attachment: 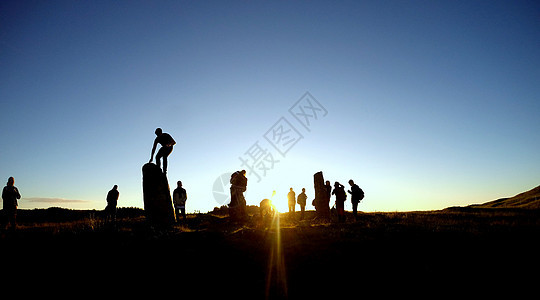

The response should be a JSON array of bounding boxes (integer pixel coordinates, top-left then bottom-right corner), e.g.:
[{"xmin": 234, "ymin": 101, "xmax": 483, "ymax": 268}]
[
  {"xmin": 230, "ymin": 172, "xmax": 239, "ymax": 185},
  {"xmin": 352, "ymin": 185, "xmax": 364, "ymax": 201}
]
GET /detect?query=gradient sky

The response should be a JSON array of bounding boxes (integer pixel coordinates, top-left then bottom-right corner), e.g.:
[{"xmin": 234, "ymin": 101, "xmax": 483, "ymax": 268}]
[{"xmin": 1, "ymin": 0, "xmax": 539, "ymax": 213}]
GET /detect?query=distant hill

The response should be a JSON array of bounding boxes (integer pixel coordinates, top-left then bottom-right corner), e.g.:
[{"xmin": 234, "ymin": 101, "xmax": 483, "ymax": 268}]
[{"xmin": 469, "ymin": 185, "xmax": 540, "ymax": 209}]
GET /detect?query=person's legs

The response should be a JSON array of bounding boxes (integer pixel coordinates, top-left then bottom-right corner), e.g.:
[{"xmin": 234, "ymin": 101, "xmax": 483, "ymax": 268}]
[
  {"xmin": 180, "ymin": 207, "xmax": 186, "ymax": 220},
  {"xmin": 163, "ymin": 156, "xmax": 167, "ymax": 174},
  {"xmin": 156, "ymin": 146, "xmax": 173, "ymax": 173},
  {"xmin": 337, "ymin": 204, "xmax": 345, "ymax": 222},
  {"xmin": 112, "ymin": 205, "xmax": 117, "ymax": 222},
  {"xmin": 156, "ymin": 152, "xmax": 162, "ymax": 169},
  {"xmin": 6, "ymin": 208, "xmax": 16, "ymax": 231},
  {"xmin": 175, "ymin": 206, "xmax": 180, "ymax": 222}
]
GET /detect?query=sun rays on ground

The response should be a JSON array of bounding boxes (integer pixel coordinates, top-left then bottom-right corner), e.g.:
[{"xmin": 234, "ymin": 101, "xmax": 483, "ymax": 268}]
[{"xmin": 265, "ymin": 208, "xmax": 288, "ymax": 298}]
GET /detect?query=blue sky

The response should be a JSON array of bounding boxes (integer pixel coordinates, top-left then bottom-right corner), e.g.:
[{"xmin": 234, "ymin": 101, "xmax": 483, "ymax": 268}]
[{"xmin": 1, "ymin": 0, "xmax": 539, "ymax": 213}]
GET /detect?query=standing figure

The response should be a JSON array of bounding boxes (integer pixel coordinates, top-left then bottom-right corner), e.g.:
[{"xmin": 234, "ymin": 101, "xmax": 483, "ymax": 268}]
[
  {"xmin": 347, "ymin": 179, "xmax": 364, "ymax": 221},
  {"xmin": 173, "ymin": 181, "xmax": 188, "ymax": 222},
  {"xmin": 105, "ymin": 185, "xmax": 119, "ymax": 223},
  {"xmin": 287, "ymin": 188, "xmax": 296, "ymax": 215},
  {"xmin": 324, "ymin": 181, "xmax": 332, "ymax": 211},
  {"xmin": 297, "ymin": 188, "xmax": 307, "ymax": 220},
  {"xmin": 2, "ymin": 177, "xmax": 21, "ymax": 231},
  {"xmin": 149, "ymin": 128, "xmax": 176, "ymax": 174},
  {"xmin": 332, "ymin": 182, "xmax": 347, "ymax": 222},
  {"xmin": 229, "ymin": 170, "xmax": 248, "ymax": 220}
]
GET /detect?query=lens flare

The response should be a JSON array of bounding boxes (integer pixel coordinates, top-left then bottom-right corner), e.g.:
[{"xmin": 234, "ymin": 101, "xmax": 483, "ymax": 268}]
[{"xmin": 265, "ymin": 206, "xmax": 287, "ymax": 298}]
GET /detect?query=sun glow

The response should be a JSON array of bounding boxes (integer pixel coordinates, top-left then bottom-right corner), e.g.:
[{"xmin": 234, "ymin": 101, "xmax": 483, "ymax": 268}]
[
  {"xmin": 261, "ymin": 189, "xmax": 291, "ymax": 214},
  {"xmin": 270, "ymin": 190, "xmax": 278, "ymax": 213}
]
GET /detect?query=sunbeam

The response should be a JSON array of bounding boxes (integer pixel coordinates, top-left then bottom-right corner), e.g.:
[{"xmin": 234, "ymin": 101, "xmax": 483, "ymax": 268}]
[{"xmin": 265, "ymin": 209, "xmax": 288, "ymax": 298}]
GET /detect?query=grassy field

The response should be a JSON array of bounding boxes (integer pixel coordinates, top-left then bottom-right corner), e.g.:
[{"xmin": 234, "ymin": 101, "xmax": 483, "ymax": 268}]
[{"xmin": 1, "ymin": 207, "xmax": 539, "ymax": 298}]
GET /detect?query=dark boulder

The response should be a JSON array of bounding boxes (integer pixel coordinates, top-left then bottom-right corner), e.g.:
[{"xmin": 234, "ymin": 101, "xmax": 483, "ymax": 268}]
[
  {"xmin": 142, "ymin": 163, "xmax": 176, "ymax": 225},
  {"xmin": 313, "ymin": 171, "xmax": 330, "ymax": 218}
]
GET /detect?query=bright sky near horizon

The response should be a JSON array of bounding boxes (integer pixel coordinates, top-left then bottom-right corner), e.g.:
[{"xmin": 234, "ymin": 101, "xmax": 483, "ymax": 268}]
[{"xmin": 1, "ymin": 0, "xmax": 539, "ymax": 213}]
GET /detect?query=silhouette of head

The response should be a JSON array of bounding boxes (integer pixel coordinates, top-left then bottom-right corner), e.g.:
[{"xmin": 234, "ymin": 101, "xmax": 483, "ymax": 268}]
[
  {"xmin": 7, "ymin": 177, "xmax": 14, "ymax": 186},
  {"xmin": 348, "ymin": 179, "xmax": 354, "ymax": 185},
  {"xmin": 177, "ymin": 181, "xmax": 182, "ymax": 187},
  {"xmin": 290, "ymin": 187, "xmax": 293, "ymax": 191},
  {"xmin": 325, "ymin": 181, "xmax": 330, "ymax": 186},
  {"xmin": 302, "ymin": 188, "xmax": 306, "ymax": 192},
  {"xmin": 155, "ymin": 128, "xmax": 163, "ymax": 136},
  {"xmin": 113, "ymin": 185, "xmax": 118, "ymax": 190},
  {"xmin": 334, "ymin": 181, "xmax": 340, "ymax": 187},
  {"xmin": 241, "ymin": 170, "xmax": 246, "ymax": 176}
]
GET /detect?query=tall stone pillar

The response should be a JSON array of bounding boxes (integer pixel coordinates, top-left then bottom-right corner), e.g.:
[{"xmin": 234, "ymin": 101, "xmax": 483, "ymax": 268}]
[
  {"xmin": 313, "ymin": 171, "xmax": 330, "ymax": 218},
  {"xmin": 142, "ymin": 163, "xmax": 176, "ymax": 226}
]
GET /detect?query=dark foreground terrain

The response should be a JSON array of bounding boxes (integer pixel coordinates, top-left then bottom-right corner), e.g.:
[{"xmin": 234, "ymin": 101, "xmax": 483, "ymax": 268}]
[{"xmin": 1, "ymin": 207, "xmax": 539, "ymax": 298}]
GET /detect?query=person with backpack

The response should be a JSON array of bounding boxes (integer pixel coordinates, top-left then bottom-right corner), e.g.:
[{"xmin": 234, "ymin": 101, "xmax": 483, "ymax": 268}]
[
  {"xmin": 348, "ymin": 179, "xmax": 364, "ymax": 221},
  {"xmin": 229, "ymin": 170, "xmax": 247, "ymax": 220}
]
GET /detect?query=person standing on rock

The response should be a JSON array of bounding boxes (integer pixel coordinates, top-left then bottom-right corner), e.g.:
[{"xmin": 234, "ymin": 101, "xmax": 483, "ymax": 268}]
[{"xmin": 149, "ymin": 128, "xmax": 176, "ymax": 174}]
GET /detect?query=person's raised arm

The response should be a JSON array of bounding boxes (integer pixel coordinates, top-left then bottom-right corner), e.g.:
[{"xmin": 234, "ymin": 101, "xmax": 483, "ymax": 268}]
[{"xmin": 149, "ymin": 138, "xmax": 158, "ymax": 163}]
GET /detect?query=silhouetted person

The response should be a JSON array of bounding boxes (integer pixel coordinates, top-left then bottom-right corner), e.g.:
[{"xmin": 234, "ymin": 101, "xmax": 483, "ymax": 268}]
[
  {"xmin": 324, "ymin": 180, "xmax": 332, "ymax": 211},
  {"xmin": 149, "ymin": 128, "xmax": 176, "ymax": 174},
  {"xmin": 173, "ymin": 181, "xmax": 187, "ymax": 222},
  {"xmin": 287, "ymin": 188, "xmax": 296, "ymax": 215},
  {"xmin": 229, "ymin": 170, "xmax": 247, "ymax": 220},
  {"xmin": 297, "ymin": 188, "xmax": 307, "ymax": 220},
  {"xmin": 2, "ymin": 177, "xmax": 21, "ymax": 231},
  {"xmin": 105, "ymin": 185, "xmax": 119, "ymax": 223},
  {"xmin": 332, "ymin": 182, "xmax": 347, "ymax": 222},
  {"xmin": 348, "ymin": 179, "xmax": 364, "ymax": 221}
]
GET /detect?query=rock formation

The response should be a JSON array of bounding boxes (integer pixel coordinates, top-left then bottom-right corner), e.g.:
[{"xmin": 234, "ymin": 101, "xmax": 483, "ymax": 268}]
[
  {"xmin": 142, "ymin": 163, "xmax": 176, "ymax": 225},
  {"xmin": 313, "ymin": 171, "xmax": 330, "ymax": 218}
]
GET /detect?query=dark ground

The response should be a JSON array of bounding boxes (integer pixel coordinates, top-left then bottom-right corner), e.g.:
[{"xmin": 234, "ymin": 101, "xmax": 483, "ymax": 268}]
[{"xmin": 1, "ymin": 208, "xmax": 539, "ymax": 298}]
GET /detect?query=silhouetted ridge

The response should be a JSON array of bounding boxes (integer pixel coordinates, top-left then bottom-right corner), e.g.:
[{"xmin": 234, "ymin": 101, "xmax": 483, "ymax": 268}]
[{"xmin": 470, "ymin": 185, "xmax": 540, "ymax": 209}]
